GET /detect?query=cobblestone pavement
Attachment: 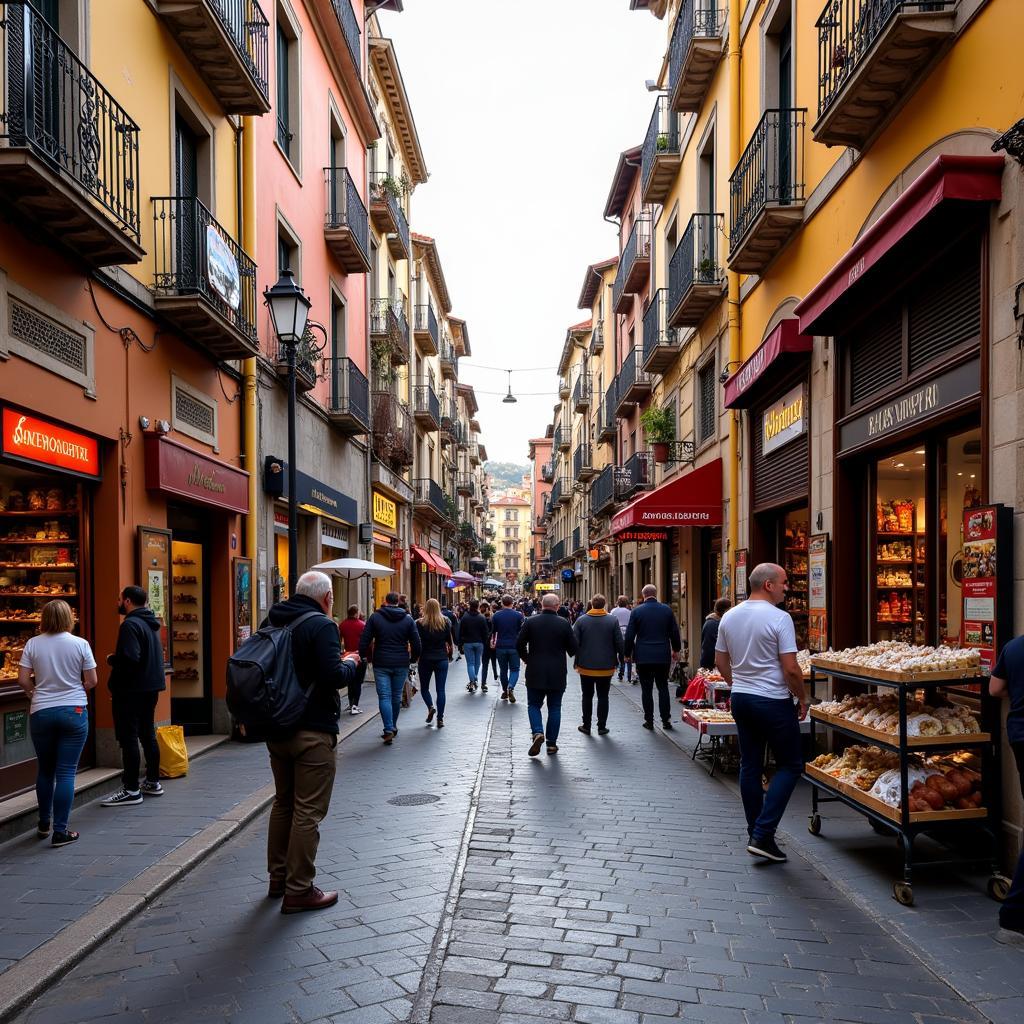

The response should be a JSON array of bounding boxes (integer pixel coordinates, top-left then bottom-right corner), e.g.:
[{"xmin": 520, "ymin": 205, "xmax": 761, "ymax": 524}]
[{"xmin": 11, "ymin": 665, "xmax": 1008, "ymax": 1023}]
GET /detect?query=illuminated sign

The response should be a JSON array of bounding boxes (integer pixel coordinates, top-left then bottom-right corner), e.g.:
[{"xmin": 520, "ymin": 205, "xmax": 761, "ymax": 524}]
[
  {"xmin": 762, "ymin": 384, "xmax": 806, "ymax": 456},
  {"xmin": 1, "ymin": 408, "xmax": 100, "ymax": 478},
  {"xmin": 373, "ymin": 490, "xmax": 397, "ymax": 530}
]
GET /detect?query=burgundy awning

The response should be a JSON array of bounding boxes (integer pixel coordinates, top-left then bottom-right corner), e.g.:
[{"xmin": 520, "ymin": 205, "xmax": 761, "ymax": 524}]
[
  {"xmin": 723, "ymin": 320, "xmax": 811, "ymax": 410},
  {"xmin": 410, "ymin": 545, "xmax": 439, "ymax": 572},
  {"xmin": 611, "ymin": 459, "xmax": 723, "ymax": 534},
  {"xmin": 795, "ymin": 155, "xmax": 1004, "ymax": 336},
  {"xmin": 432, "ymin": 553, "xmax": 453, "ymax": 577}
]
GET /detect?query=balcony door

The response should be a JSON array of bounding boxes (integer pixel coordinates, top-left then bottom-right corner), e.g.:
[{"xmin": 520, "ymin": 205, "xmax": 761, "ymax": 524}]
[
  {"xmin": 777, "ymin": 19, "xmax": 793, "ymax": 203},
  {"xmin": 175, "ymin": 116, "xmax": 200, "ymax": 288}
]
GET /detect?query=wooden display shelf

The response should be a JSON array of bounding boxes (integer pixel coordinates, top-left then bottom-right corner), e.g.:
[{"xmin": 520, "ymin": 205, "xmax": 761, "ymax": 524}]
[
  {"xmin": 809, "ymin": 707, "xmax": 990, "ymax": 748},
  {"xmin": 810, "ymin": 657, "xmax": 984, "ymax": 684},
  {"xmin": 0, "ymin": 563, "xmax": 76, "ymax": 570},
  {"xmin": 0, "ymin": 539, "xmax": 77, "ymax": 545},
  {"xmin": 876, "ymin": 584, "xmax": 914, "ymax": 589},
  {"xmin": 0, "ymin": 591, "xmax": 77, "ymax": 599},
  {"xmin": 0, "ymin": 617, "xmax": 41, "ymax": 625},
  {"xmin": 0, "ymin": 510, "xmax": 77, "ymax": 518},
  {"xmin": 804, "ymin": 763, "xmax": 987, "ymax": 824},
  {"xmin": 877, "ymin": 558, "xmax": 913, "ymax": 564}
]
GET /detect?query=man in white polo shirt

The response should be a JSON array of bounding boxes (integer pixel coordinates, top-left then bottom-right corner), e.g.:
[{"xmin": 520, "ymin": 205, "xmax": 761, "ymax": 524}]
[{"xmin": 715, "ymin": 562, "xmax": 807, "ymax": 863}]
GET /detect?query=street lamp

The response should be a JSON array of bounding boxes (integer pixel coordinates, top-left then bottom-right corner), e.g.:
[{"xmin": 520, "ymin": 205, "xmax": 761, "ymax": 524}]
[{"xmin": 264, "ymin": 269, "xmax": 311, "ymax": 595}]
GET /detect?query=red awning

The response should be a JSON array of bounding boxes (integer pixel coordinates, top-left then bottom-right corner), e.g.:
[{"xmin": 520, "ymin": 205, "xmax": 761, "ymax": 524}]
[
  {"xmin": 431, "ymin": 552, "xmax": 453, "ymax": 577},
  {"xmin": 723, "ymin": 320, "xmax": 811, "ymax": 409},
  {"xmin": 410, "ymin": 545, "xmax": 438, "ymax": 571},
  {"xmin": 795, "ymin": 155, "xmax": 1004, "ymax": 336},
  {"xmin": 611, "ymin": 459, "xmax": 723, "ymax": 534}
]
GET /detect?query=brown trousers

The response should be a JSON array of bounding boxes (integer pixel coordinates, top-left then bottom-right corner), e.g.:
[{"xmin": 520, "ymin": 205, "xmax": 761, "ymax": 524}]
[{"xmin": 266, "ymin": 730, "xmax": 337, "ymax": 895}]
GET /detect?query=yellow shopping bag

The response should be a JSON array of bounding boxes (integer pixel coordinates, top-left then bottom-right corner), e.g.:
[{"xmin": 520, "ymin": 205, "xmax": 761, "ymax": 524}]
[{"xmin": 157, "ymin": 725, "xmax": 189, "ymax": 779}]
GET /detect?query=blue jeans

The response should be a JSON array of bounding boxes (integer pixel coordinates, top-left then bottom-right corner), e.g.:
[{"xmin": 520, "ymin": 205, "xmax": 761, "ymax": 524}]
[
  {"xmin": 618, "ymin": 655, "xmax": 632, "ymax": 681},
  {"xmin": 496, "ymin": 648, "xmax": 520, "ymax": 691},
  {"xmin": 527, "ymin": 688, "xmax": 563, "ymax": 744},
  {"xmin": 419, "ymin": 658, "xmax": 449, "ymax": 719},
  {"xmin": 730, "ymin": 691, "xmax": 804, "ymax": 842},
  {"xmin": 374, "ymin": 666, "xmax": 407, "ymax": 734},
  {"xmin": 463, "ymin": 643, "xmax": 484, "ymax": 683},
  {"xmin": 30, "ymin": 705, "xmax": 89, "ymax": 834}
]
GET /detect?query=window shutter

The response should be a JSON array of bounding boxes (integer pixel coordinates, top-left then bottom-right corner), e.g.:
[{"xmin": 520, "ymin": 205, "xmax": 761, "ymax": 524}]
[
  {"xmin": 908, "ymin": 242, "xmax": 980, "ymax": 374},
  {"xmin": 848, "ymin": 304, "xmax": 902, "ymax": 407},
  {"xmin": 752, "ymin": 390, "xmax": 808, "ymax": 514}
]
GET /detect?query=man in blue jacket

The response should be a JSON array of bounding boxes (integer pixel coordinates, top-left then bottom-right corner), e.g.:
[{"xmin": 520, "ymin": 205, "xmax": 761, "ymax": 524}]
[
  {"xmin": 359, "ymin": 592, "xmax": 421, "ymax": 745},
  {"xmin": 491, "ymin": 594, "xmax": 525, "ymax": 703},
  {"xmin": 624, "ymin": 584, "xmax": 682, "ymax": 732}
]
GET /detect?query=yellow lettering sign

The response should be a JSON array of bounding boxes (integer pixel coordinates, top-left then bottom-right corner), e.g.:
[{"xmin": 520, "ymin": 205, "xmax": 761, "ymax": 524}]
[{"xmin": 373, "ymin": 491, "xmax": 397, "ymax": 530}]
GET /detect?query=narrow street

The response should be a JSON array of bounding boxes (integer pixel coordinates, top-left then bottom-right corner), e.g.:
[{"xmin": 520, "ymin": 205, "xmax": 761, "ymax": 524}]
[{"xmin": 10, "ymin": 657, "xmax": 1001, "ymax": 1024}]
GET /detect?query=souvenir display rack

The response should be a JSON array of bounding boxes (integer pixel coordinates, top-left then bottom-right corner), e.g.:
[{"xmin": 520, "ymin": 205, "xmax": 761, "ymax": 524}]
[
  {"xmin": 873, "ymin": 501, "xmax": 925, "ymax": 644},
  {"xmin": 170, "ymin": 542, "xmax": 203, "ymax": 697},
  {"xmin": 784, "ymin": 515, "xmax": 809, "ymax": 649}
]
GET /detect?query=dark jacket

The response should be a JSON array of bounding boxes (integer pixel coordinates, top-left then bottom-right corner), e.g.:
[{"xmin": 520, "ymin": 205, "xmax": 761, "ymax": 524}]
[
  {"xmin": 572, "ymin": 610, "xmax": 623, "ymax": 676},
  {"xmin": 457, "ymin": 611, "xmax": 490, "ymax": 647},
  {"xmin": 109, "ymin": 608, "xmax": 166, "ymax": 694},
  {"xmin": 491, "ymin": 607, "xmax": 525, "ymax": 649},
  {"xmin": 265, "ymin": 595, "xmax": 356, "ymax": 735},
  {"xmin": 417, "ymin": 620, "xmax": 453, "ymax": 662},
  {"xmin": 700, "ymin": 614, "xmax": 721, "ymax": 670},
  {"xmin": 516, "ymin": 609, "xmax": 577, "ymax": 693},
  {"xmin": 441, "ymin": 607, "xmax": 459, "ymax": 646},
  {"xmin": 624, "ymin": 598, "xmax": 682, "ymax": 664},
  {"xmin": 358, "ymin": 604, "xmax": 422, "ymax": 668}
]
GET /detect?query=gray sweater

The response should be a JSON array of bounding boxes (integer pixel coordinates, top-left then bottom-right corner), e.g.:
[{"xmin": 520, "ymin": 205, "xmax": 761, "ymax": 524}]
[{"xmin": 572, "ymin": 611, "xmax": 624, "ymax": 677}]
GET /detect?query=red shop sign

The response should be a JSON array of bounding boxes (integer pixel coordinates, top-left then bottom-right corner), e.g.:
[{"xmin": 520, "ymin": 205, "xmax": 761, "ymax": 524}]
[
  {"xmin": 144, "ymin": 434, "xmax": 249, "ymax": 514},
  {"xmin": 1, "ymin": 407, "xmax": 101, "ymax": 479}
]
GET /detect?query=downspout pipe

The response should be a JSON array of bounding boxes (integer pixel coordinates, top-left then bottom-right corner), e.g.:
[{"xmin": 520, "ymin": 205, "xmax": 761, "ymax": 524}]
[
  {"xmin": 727, "ymin": 0, "xmax": 741, "ymax": 595},
  {"xmin": 241, "ymin": 116, "xmax": 259, "ymax": 567}
]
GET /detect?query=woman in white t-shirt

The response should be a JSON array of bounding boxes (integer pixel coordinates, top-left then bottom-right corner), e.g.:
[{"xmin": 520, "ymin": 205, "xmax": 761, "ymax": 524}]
[{"xmin": 18, "ymin": 600, "xmax": 98, "ymax": 848}]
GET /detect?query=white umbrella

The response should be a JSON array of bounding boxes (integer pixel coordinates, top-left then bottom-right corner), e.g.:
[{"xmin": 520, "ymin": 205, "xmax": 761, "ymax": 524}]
[
  {"xmin": 483, "ymin": 578, "xmax": 504, "ymax": 588},
  {"xmin": 451, "ymin": 570, "xmax": 477, "ymax": 584},
  {"xmin": 311, "ymin": 558, "xmax": 394, "ymax": 581}
]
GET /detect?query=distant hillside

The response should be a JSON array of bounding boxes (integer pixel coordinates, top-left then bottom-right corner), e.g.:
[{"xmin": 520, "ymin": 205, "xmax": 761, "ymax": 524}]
[{"xmin": 484, "ymin": 461, "xmax": 530, "ymax": 492}]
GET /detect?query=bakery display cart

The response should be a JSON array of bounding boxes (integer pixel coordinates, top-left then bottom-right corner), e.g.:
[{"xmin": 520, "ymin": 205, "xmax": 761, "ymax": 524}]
[{"xmin": 805, "ymin": 657, "xmax": 1007, "ymax": 907}]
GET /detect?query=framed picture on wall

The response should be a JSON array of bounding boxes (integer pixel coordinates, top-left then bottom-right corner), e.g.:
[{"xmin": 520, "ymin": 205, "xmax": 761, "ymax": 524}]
[
  {"xmin": 137, "ymin": 525, "xmax": 173, "ymax": 669},
  {"xmin": 232, "ymin": 556, "xmax": 253, "ymax": 651}
]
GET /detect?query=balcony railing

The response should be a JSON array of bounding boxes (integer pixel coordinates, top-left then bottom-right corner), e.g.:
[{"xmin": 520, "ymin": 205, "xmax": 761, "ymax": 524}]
[
  {"xmin": 274, "ymin": 332, "xmax": 319, "ymax": 393},
  {"xmin": 370, "ymin": 295, "xmax": 409, "ymax": 364},
  {"xmin": 668, "ymin": 212, "xmax": 725, "ymax": 328},
  {"xmin": 612, "ymin": 216, "xmax": 652, "ymax": 313},
  {"xmin": 152, "ymin": 196, "xmax": 258, "ymax": 358},
  {"xmin": 618, "ymin": 452, "xmax": 653, "ymax": 500},
  {"xmin": 572, "ymin": 373, "xmax": 591, "ymax": 412},
  {"xmin": 728, "ymin": 108, "xmax": 807, "ymax": 274},
  {"xmin": 615, "ymin": 348, "xmax": 652, "ymax": 412},
  {"xmin": 469, "ymin": 443, "xmax": 481, "ymax": 466},
  {"xmin": 541, "ymin": 461, "xmax": 554, "ymax": 483},
  {"xmin": 369, "ymin": 171, "xmax": 410, "ymax": 259},
  {"xmin": 642, "ymin": 289, "xmax": 681, "ymax": 375},
  {"xmin": 573, "ymin": 444, "xmax": 594, "ymax": 481},
  {"xmin": 326, "ymin": 357, "xmax": 369, "ymax": 434},
  {"xmin": 550, "ymin": 539, "xmax": 566, "ymax": 565},
  {"xmin": 331, "ymin": 0, "xmax": 361, "ymax": 75},
  {"xmin": 439, "ymin": 332, "xmax": 457, "ymax": 379},
  {"xmin": 553, "ymin": 425, "xmax": 570, "ymax": 452},
  {"xmin": 549, "ymin": 478, "xmax": 562, "ymax": 508},
  {"xmin": 641, "ymin": 95, "xmax": 681, "ymax": 204},
  {"xmin": 592, "ymin": 464, "xmax": 616, "ymax": 514},
  {"xmin": 589, "ymin": 320, "xmax": 604, "ymax": 357},
  {"xmin": 412, "ymin": 380, "xmax": 440, "ymax": 430},
  {"xmin": 669, "ymin": 3, "xmax": 727, "ymax": 113},
  {"xmin": 412, "ymin": 478, "xmax": 447, "ymax": 521},
  {"xmin": 324, "ymin": 167, "xmax": 370, "ymax": 273},
  {"xmin": 371, "ymin": 391, "xmax": 414, "ymax": 469},
  {"xmin": 599, "ymin": 380, "xmax": 618, "ymax": 442},
  {"xmin": 571, "ymin": 526, "xmax": 583, "ymax": 556},
  {"xmin": 0, "ymin": 2, "xmax": 142, "ymax": 266},
  {"xmin": 414, "ymin": 303, "xmax": 440, "ymax": 354},
  {"xmin": 814, "ymin": 1, "xmax": 957, "ymax": 148},
  {"xmin": 555, "ymin": 475, "xmax": 572, "ymax": 504}
]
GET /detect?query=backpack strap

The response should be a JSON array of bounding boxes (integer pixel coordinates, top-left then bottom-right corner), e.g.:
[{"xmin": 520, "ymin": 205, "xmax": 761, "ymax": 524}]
[{"xmin": 286, "ymin": 610, "xmax": 326, "ymax": 633}]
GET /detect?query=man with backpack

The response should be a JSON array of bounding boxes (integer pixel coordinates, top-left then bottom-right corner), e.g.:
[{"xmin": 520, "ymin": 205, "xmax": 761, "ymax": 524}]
[{"xmin": 252, "ymin": 571, "xmax": 360, "ymax": 914}]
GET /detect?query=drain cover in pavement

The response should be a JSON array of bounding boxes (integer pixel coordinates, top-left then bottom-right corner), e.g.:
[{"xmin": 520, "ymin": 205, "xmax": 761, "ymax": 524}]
[
  {"xmin": 387, "ymin": 793, "xmax": 441, "ymax": 806},
  {"xmin": 572, "ymin": 777, "xmax": 591, "ymax": 783}
]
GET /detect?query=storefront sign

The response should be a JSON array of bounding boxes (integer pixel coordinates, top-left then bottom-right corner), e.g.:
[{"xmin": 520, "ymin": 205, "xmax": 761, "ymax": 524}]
[
  {"xmin": 205, "ymin": 225, "xmax": 240, "ymax": 310},
  {"xmin": 373, "ymin": 490, "xmax": 397, "ymax": 530},
  {"xmin": 1, "ymin": 407, "xmax": 101, "ymax": 479},
  {"xmin": 615, "ymin": 528, "xmax": 669, "ymax": 544},
  {"xmin": 232, "ymin": 557, "xmax": 252, "ymax": 650},
  {"xmin": 724, "ymin": 320, "xmax": 811, "ymax": 409},
  {"xmin": 735, "ymin": 549, "xmax": 748, "ymax": 601},
  {"xmin": 762, "ymin": 385, "xmax": 806, "ymax": 456},
  {"xmin": 4, "ymin": 710, "xmax": 28, "ymax": 745},
  {"xmin": 137, "ymin": 525, "xmax": 173, "ymax": 669},
  {"xmin": 561, "ymin": 568, "xmax": 574, "ymax": 582},
  {"xmin": 960, "ymin": 504, "xmax": 1013, "ymax": 672},
  {"xmin": 838, "ymin": 359, "xmax": 979, "ymax": 454},
  {"xmin": 144, "ymin": 434, "xmax": 249, "ymax": 514},
  {"xmin": 807, "ymin": 533, "xmax": 830, "ymax": 653},
  {"xmin": 611, "ymin": 458, "xmax": 723, "ymax": 534},
  {"xmin": 275, "ymin": 462, "xmax": 357, "ymax": 524}
]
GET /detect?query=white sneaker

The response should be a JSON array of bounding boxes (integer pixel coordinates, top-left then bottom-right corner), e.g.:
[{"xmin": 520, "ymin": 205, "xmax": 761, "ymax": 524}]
[
  {"xmin": 349, "ymin": 706, "xmax": 360, "ymax": 715},
  {"xmin": 354, "ymin": 706, "xmax": 364, "ymax": 714}
]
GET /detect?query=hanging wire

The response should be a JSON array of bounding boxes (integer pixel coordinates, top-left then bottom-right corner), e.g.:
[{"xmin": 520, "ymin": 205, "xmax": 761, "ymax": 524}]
[{"xmin": 457, "ymin": 362, "xmax": 558, "ymax": 373}]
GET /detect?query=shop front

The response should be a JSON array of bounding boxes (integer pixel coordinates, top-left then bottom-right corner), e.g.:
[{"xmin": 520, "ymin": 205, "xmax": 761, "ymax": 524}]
[
  {"xmin": 372, "ymin": 488, "xmax": 401, "ymax": 610},
  {"xmin": 0, "ymin": 406, "xmax": 103, "ymax": 798}
]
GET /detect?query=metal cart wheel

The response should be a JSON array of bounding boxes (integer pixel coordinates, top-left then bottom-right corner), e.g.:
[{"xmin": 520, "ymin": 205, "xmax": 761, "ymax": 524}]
[
  {"xmin": 893, "ymin": 881, "xmax": 914, "ymax": 906},
  {"xmin": 987, "ymin": 875, "xmax": 1012, "ymax": 902},
  {"xmin": 808, "ymin": 813, "xmax": 822, "ymax": 836}
]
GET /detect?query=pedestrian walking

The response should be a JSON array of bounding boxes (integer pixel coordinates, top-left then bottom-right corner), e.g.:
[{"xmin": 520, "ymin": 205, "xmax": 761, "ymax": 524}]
[
  {"xmin": 457, "ymin": 598, "xmax": 489, "ymax": 692},
  {"xmin": 988, "ymin": 638, "xmax": 1024, "ymax": 943},
  {"xmin": 491, "ymin": 594, "xmax": 525, "ymax": 703},
  {"xmin": 610, "ymin": 596, "xmax": 633, "ymax": 683},
  {"xmin": 715, "ymin": 562, "xmax": 807, "ymax": 864},
  {"xmin": 416, "ymin": 599, "xmax": 454, "ymax": 728},
  {"xmin": 479, "ymin": 600, "xmax": 497, "ymax": 692},
  {"xmin": 572, "ymin": 594, "xmax": 623, "ymax": 736},
  {"xmin": 101, "ymin": 586, "xmax": 166, "ymax": 807},
  {"xmin": 516, "ymin": 593, "xmax": 577, "ymax": 756},
  {"xmin": 359, "ymin": 592, "xmax": 421, "ymax": 745},
  {"xmin": 556, "ymin": 602, "xmax": 571, "ymax": 622},
  {"xmin": 261, "ymin": 571, "xmax": 361, "ymax": 913},
  {"xmin": 338, "ymin": 604, "xmax": 366, "ymax": 715},
  {"xmin": 17, "ymin": 600, "xmax": 98, "ymax": 847},
  {"xmin": 624, "ymin": 584, "xmax": 681, "ymax": 731},
  {"xmin": 700, "ymin": 597, "xmax": 732, "ymax": 669}
]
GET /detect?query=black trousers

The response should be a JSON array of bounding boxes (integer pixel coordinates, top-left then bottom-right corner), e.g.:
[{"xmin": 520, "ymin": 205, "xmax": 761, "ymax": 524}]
[
  {"xmin": 482, "ymin": 647, "xmax": 498, "ymax": 683},
  {"xmin": 348, "ymin": 662, "xmax": 365, "ymax": 708},
  {"xmin": 636, "ymin": 663, "xmax": 671, "ymax": 724},
  {"xmin": 580, "ymin": 676, "xmax": 612, "ymax": 729},
  {"xmin": 112, "ymin": 691, "xmax": 160, "ymax": 790}
]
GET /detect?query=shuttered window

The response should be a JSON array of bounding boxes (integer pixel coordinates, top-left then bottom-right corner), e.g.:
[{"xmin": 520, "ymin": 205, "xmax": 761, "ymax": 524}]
[
  {"xmin": 849, "ymin": 304, "xmax": 902, "ymax": 407},
  {"xmin": 697, "ymin": 361, "xmax": 716, "ymax": 443},
  {"xmin": 908, "ymin": 241, "xmax": 980, "ymax": 374},
  {"xmin": 752, "ymin": 390, "xmax": 808, "ymax": 514}
]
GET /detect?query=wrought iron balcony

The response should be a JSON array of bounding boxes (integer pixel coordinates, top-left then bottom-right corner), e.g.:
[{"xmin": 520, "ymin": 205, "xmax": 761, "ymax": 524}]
[
  {"xmin": 589, "ymin": 320, "xmax": 605, "ymax": 357},
  {"xmin": 439, "ymin": 332, "xmax": 458, "ymax": 380},
  {"xmin": 153, "ymin": 0, "xmax": 270, "ymax": 114},
  {"xmin": 324, "ymin": 167, "xmax": 370, "ymax": 274},
  {"xmin": 371, "ymin": 391, "xmax": 414, "ymax": 470},
  {"xmin": 0, "ymin": 2, "xmax": 143, "ymax": 267},
  {"xmin": 326, "ymin": 357, "xmax": 369, "ymax": 434},
  {"xmin": 592, "ymin": 464, "xmax": 616, "ymax": 515},
  {"xmin": 657, "ymin": 440, "xmax": 697, "ymax": 466},
  {"xmin": 412, "ymin": 379, "xmax": 440, "ymax": 431},
  {"xmin": 414, "ymin": 304, "xmax": 440, "ymax": 355},
  {"xmin": 274, "ymin": 331, "xmax": 320, "ymax": 393},
  {"xmin": 728, "ymin": 108, "xmax": 807, "ymax": 275},
  {"xmin": 641, "ymin": 95, "xmax": 681, "ymax": 204},
  {"xmin": 599, "ymin": 381, "xmax": 618, "ymax": 443},
  {"xmin": 553, "ymin": 425, "xmax": 570, "ymax": 453},
  {"xmin": 615, "ymin": 349, "xmax": 653, "ymax": 413},
  {"xmin": 573, "ymin": 444, "xmax": 595, "ymax": 482},
  {"xmin": 814, "ymin": 0, "xmax": 956, "ymax": 149},
  {"xmin": 669, "ymin": 3, "xmax": 726, "ymax": 113},
  {"xmin": 469, "ymin": 443, "xmax": 481, "ymax": 467},
  {"xmin": 152, "ymin": 196, "xmax": 258, "ymax": 359},
  {"xmin": 642, "ymin": 289, "xmax": 682, "ymax": 375},
  {"xmin": 571, "ymin": 526, "xmax": 584, "ymax": 557},
  {"xmin": 558, "ymin": 377, "xmax": 571, "ymax": 400},
  {"xmin": 540, "ymin": 461, "xmax": 555, "ymax": 483},
  {"xmin": 331, "ymin": 0, "xmax": 362, "ymax": 76},
  {"xmin": 555, "ymin": 475, "xmax": 572, "ymax": 505},
  {"xmin": 456, "ymin": 473, "xmax": 474, "ymax": 497},
  {"xmin": 618, "ymin": 452, "xmax": 653, "ymax": 501},
  {"xmin": 369, "ymin": 171, "xmax": 410, "ymax": 260},
  {"xmin": 572, "ymin": 373, "xmax": 592, "ymax": 412},
  {"xmin": 550, "ymin": 539, "xmax": 566, "ymax": 565},
  {"xmin": 412, "ymin": 478, "xmax": 447, "ymax": 524},
  {"xmin": 549, "ymin": 478, "xmax": 562, "ymax": 508},
  {"xmin": 612, "ymin": 217, "xmax": 652, "ymax": 313},
  {"xmin": 668, "ymin": 212, "xmax": 726, "ymax": 328},
  {"xmin": 370, "ymin": 295, "xmax": 410, "ymax": 364}
]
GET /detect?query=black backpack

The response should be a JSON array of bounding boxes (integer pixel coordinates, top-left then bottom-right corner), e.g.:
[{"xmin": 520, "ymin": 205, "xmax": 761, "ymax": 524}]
[{"xmin": 226, "ymin": 610, "xmax": 322, "ymax": 733}]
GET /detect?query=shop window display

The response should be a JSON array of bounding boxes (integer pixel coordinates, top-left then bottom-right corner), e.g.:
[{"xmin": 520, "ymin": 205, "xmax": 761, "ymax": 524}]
[
  {"xmin": 782, "ymin": 508, "xmax": 809, "ymax": 649},
  {"xmin": 171, "ymin": 540, "xmax": 204, "ymax": 698}
]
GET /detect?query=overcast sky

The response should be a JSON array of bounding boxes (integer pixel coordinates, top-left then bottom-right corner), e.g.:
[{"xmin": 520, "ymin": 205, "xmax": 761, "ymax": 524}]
[{"xmin": 384, "ymin": 0, "xmax": 663, "ymax": 465}]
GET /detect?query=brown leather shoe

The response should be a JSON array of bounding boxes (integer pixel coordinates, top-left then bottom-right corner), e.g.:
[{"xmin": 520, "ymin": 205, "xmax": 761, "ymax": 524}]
[
  {"xmin": 281, "ymin": 885, "xmax": 338, "ymax": 915},
  {"xmin": 268, "ymin": 878, "xmax": 285, "ymax": 899}
]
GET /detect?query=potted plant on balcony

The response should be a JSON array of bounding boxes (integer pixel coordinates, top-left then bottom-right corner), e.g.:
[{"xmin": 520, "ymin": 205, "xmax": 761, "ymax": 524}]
[
  {"xmin": 640, "ymin": 405, "xmax": 676, "ymax": 464},
  {"xmin": 697, "ymin": 255, "xmax": 718, "ymax": 282}
]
